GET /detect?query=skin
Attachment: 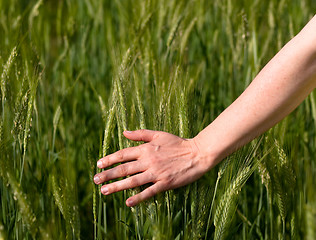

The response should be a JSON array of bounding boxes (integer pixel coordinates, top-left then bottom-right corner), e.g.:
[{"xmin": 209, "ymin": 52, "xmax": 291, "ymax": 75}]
[{"xmin": 94, "ymin": 15, "xmax": 316, "ymax": 207}]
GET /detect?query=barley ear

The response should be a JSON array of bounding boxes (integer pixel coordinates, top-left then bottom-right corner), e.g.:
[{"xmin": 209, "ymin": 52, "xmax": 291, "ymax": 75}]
[
  {"xmin": 167, "ymin": 15, "xmax": 183, "ymax": 48},
  {"xmin": 134, "ymin": 71, "xmax": 146, "ymax": 129},
  {"xmin": 180, "ymin": 18, "xmax": 197, "ymax": 54},
  {"xmin": 28, "ymin": 0, "xmax": 43, "ymax": 31},
  {"xmin": 214, "ymin": 166, "xmax": 253, "ymax": 240},
  {"xmin": 1, "ymin": 46, "xmax": 17, "ymax": 112}
]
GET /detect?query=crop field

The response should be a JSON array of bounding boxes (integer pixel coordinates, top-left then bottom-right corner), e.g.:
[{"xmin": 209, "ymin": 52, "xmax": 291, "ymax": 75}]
[{"xmin": 0, "ymin": 0, "xmax": 316, "ymax": 239}]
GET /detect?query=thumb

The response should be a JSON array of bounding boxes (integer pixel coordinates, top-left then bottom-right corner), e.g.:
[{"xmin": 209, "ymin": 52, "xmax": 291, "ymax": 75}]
[{"xmin": 123, "ymin": 129, "xmax": 158, "ymax": 142}]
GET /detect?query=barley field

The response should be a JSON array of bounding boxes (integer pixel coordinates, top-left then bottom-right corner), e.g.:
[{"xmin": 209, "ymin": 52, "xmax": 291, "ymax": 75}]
[{"xmin": 0, "ymin": 0, "xmax": 316, "ymax": 239}]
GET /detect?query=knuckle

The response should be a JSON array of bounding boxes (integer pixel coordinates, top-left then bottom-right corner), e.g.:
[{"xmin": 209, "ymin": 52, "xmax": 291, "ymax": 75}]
[
  {"xmin": 142, "ymin": 144, "xmax": 150, "ymax": 152},
  {"xmin": 99, "ymin": 172, "xmax": 108, "ymax": 182},
  {"xmin": 152, "ymin": 132, "xmax": 159, "ymax": 140},
  {"xmin": 140, "ymin": 143, "xmax": 148, "ymax": 150},
  {"xmin": 147, "ymin": 171, "xmax": 156, "ymax": 182},
  {"xmin": 149, "ymin": 156, "xmax": 159, "ymax": 165},
  {"xmin": 117, "ymin": 151, "xmax": 124, "ymax": 160},
  {"xmin": 128, "ymin": 177, "xmax": 139, "ymax": 187},
  {"xmin": 140, "ymin": 144, "xmax": 152, "ymax": 156},
  {"xmin": 104, "ymin": 158, "xmax": 111, "ymax": 167},
  {"xmin": 139, "ymin": 130, "xmax": 147, "ymax": 141},
  {"xmin": 163, "ymin": 175, "xmax": 173, "ymax": 185},
  {"xmin": 137, "ymin": 144, "xmax": 145, "ymax": 153},
  {"xmin": 139, "ymin": 129, "xmax": 146, "ymax": 134},
  {"xmin": 138, "ymin": 129, "xmax": 145, "ymax": 137},
  {"xmin": 118, "ymin": 165, "xmax": 128, "ymax": 176}
]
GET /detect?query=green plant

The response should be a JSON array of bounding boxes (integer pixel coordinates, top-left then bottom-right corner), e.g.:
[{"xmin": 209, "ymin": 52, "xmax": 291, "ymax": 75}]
[{"xmin": 0, "ymin": 0, "xmax": 315, "ymax": 239}]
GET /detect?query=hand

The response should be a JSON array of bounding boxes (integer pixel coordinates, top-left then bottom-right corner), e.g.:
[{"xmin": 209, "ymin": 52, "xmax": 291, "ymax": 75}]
[{"xmin": 93, "ymin": 129, "xmax": 210, "ymax": 207}]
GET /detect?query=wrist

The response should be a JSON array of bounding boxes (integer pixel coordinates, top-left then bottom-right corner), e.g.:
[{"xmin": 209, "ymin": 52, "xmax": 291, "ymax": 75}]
[{"xmin": 190, "ymin": 134, "xmax": 223, "ymax": 171}]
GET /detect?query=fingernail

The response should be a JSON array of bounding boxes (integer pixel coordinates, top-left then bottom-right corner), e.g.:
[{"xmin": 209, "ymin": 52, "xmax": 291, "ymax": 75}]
[
  {"xmin": 127, "ymin": 199, "xmax": 134, "ymax": 206},
  {"xmin": 97, "ymin": 160, "xmax": 103, "ymax": 168},
  {"xmin": 101, "ymin": 186, "xmax": 108, "ymax": 195},
  {"xmin": 124, "ymin": 130, "xmax": 133, "ymax": 133},
  {"xmin": 94, "ymin": 175, "xmax": 101, "ymax": 184}
]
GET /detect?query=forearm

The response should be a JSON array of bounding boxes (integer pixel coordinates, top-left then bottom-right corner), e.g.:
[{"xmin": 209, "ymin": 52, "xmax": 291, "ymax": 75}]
[{"xmin": 194, "ymin": 15, "xmax": 316, "ymax": 169}]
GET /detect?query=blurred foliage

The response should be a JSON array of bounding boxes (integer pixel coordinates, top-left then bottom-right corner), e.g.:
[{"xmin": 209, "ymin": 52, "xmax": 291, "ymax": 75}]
[{"xmin": 0, "ymin": 0, "xmax": 315, "ymax": 239}]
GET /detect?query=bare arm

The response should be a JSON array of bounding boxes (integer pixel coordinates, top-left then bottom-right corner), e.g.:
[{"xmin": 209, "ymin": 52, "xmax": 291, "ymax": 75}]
[
  {"xmin": 194, "ymin": 15, "xmax": 316, "ymax": 169},
  {"xmin": 94, "ymin": 16, "xmax": 316, "ymax": 207}
]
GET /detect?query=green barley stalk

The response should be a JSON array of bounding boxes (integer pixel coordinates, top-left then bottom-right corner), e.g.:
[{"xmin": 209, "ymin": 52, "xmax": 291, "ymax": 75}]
[
  {"xmin": 98, "ymin": 95, "xmax": 107, "ymax": 123},
  {"xmin": 205, "ymin": 157, "xmax": 232, "ymax": 240},
  {"xmin": 28, "ymin": 0, "xmax": 43, "ymax": 31},
  {"xmin": 64, "ymin": 179, "xmax": 73, "ymax": 240},
  {"xmin": 114, "ymin": 116, "xmax": 129, "ymax": 238},
  {"xmin": 51, "ymin": 174, "xmax": 80, "ymax": 239},
  {"xmin": 180, "ymin": 17, "xmax": 197, "ymax": 54},
  {"xmin": 259, "ymin": 136, "xmax": 296, "ymax": 237},
  {"xmin": 88, "ymin": 149, "xmax": 97, "ymax": 240},
  {"xmin": 0, "ymin": 119, "xmax": 4, "ymax": 175},
  {"xmin": 116, "ymin": 111, "xmax": 125, "ymax": 152},
  {"xmin": 96, "ymin": 89, "xmax": 117, "ymax": 238},
  {"xmin": 20, "ymin": 92, "xmax": 33, "ymax": 182},
  {"xmin": 52, "ymin": 105, "xmax": 82, "ymax": 238},
  {"xmin": 160, "ymin": 65, "xmax": 179, "ymax": 132},
  {"xmin": 167, "ymin": 9, "xmax": 183, "ymax": 48},
  {"xmin": 214, "ymin": 139, "xmax": 268, "ymax": 239},
  {"xmin": 143, "ymin": 44, "xmax": 151, "ymax": 92},
  {"xmin": 0, "ymin": 134, "xmax": 46, "ymax": 238},
  {"xmin": 101, "ymin": 104, "xmax": 116, "ymax": 177},
  {"xmin": 190, "ymin": 184, "xmax": 210, "ymax": 239},
  {"xmin": 151, "ymin": 51, "xmax": 158, "ymax": 94},
  {"xmin": 115, "ymin": 47, "xmax": 135, "ymax": 136},
  {"xmin": 6, "ymin": 171, "xmax": 38, "ymax": 238},
  {"xmin": 134, "ymin": 71, "xmax": 146, "ymax": 129},
  {"xmin": 290, "ymin": 212, "xmax": 297, "ymax": 239},
  {"xmin": 20, "ymin": 70, "xmax": 39, "ymax": 183},
  {"xmin": 115, "ymin": 78, "xmax": 128, "ymax": 132},
  {"xmin": 136, "ymin": 12, "xmax": 153, "ymax": 40},
  {"xmin": 67, "ymin": 180, "xmax": 81, "ymax": 239},
  {"xmin": 0, "ymin": 222, "xmax": 6, "ymax": 240},
  {"xmin": 214, "ymin": 167, "xmax": 252, "ymax": 226},
  {"xmin": 305, "ymin": 202, "xmax": 316, "ymax": 240},
  {"xmin": 257, "ymin": 161, "xmax": 271, "ymax": 193},
  {"xmin": 1, "ymin": 46, "xmax": 17, "ymax": 116},
  {"xmin": 275, "ymin": 139, "xmax": 295, "ymax": 237},
  {"xmin": 12, "ymin": 90, "xmax": 29, "ymax": 144},
  {"xmin": 51, "ymin": 175, "xmax": 65, "ymax": 218},
  {"xmin": 178, "ymin": 90, "xmax": 189, "ymax": 138},
  {"xmin": 310, "ymin": 91, "xmax": 316, "ymax": 127},
  {"xmin": 166, "ymin": 15, "xmax": 183, "ymax": 60},
  {"xmin": 53, "ymin": 36, "xmax": 69, "ymax": 73},
  {"xmin": 214, "ymin": 166, "xmax": 252, "ymax": 240},
  {"xmin": 114, "ymin": 46, "xmax": 139, "ymax": 148},
  {"xmin": 52, "ymin": 105, "xmax": 62, "ymax": 154}
]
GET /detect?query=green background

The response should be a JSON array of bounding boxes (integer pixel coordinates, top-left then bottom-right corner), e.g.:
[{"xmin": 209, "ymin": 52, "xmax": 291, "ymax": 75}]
[{"xmin": 0, "ymin": 0, "xmax": 315, "ymax": 239}]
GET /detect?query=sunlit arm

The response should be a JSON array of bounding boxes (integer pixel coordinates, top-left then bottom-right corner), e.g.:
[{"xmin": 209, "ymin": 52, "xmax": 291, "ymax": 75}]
[{"xmin": 194, "ymin": 15, "xmax": 316, "ymax": 170}]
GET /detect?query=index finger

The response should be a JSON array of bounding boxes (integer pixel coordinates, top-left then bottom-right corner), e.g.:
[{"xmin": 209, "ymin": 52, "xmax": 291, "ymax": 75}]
[{"xmin": 97, "ymin": 146, "xmax": 142, "ymax": 169}]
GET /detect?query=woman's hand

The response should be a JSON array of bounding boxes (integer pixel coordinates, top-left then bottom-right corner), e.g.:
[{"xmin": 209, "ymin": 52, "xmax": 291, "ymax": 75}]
[{"xmin": 93, "ymin": 129, "xmax": 211, "ymax": 207}]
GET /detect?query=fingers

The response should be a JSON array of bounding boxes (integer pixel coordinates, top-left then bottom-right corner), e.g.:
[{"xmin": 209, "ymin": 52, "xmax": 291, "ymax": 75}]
[
  {"xmin": 123, "ymin": 129, "xmax": 159, "ymax": 142},
  {"xmin": 94, "ymin": 161, "xmax": 145, "ymax": 184},
  {"xmin": 100, "ymin": 172, "xmax": 153, "ymax": 196},
  {"xmin": 96, "ymin": 169, "xmax": 165, "ymax": 207},
  {"xmin": 126, "ymin": 182, "xmax": 165, "ymax": 207},
  {"xmin": 97, "ymin": 146, "xmax": 141, "ymax": 169}
]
